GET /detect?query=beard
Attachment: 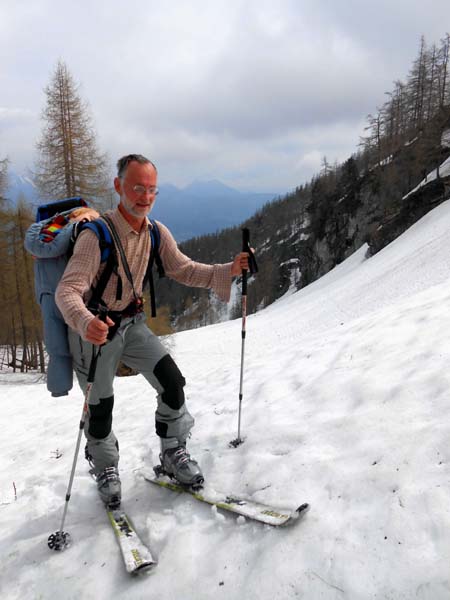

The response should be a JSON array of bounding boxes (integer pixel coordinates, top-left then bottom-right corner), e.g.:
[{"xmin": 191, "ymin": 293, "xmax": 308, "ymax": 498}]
[{"xmin": 120, "ymin": 193, "xmax": 154, "ymax": 217}]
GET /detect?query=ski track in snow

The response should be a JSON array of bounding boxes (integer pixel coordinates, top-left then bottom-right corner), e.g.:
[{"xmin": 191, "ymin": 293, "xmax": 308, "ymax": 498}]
[{"xmin": 2, "ymin": 201, "xmax": 450, "ymax": 598}]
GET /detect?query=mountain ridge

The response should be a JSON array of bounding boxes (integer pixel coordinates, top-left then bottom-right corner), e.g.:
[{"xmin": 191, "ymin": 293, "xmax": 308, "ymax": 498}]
[{"xmin": 5, "ymin": 170, "xmax": 277, "ymax": 241}]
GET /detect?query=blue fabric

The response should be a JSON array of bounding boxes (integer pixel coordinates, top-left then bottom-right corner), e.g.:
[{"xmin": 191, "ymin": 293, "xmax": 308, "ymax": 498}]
[
  {"xmin": 24, "ymin": 216, "xmax": 75, "ymax": 302},
  {"xmin": 24, "ymin": 214, "xmax": 75, "ymax": 396},
  {"xmin": 40, "ymin": 293, "xmax": 73, "ymax": 396},
  {"xmin": 81, "ymin": 220, "xmax": 113, "ymax": 262}
]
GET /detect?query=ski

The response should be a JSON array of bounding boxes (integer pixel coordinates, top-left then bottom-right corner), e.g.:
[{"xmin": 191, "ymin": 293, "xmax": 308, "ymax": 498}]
[
  {"xmin": 106, "ymin": 508, "xmax": 157, "ymax": 575},
  {"xmin": 142, "ymin": 469, "xmax": 309, "ymax": 527}
]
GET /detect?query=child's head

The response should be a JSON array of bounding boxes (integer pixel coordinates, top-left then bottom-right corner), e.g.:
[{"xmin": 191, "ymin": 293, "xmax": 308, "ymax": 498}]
[{"xmin": 69, "ymin": 207, "xmax": 99, "ymax": 222}]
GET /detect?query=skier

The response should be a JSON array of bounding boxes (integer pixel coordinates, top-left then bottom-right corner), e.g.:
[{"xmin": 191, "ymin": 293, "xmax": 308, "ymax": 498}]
[{"xmin": 55, "ymin": 154, "xmax": 252, "ymax": 507}]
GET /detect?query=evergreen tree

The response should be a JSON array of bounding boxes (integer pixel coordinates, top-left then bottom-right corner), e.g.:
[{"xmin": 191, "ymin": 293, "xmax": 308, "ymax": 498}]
[{"xmin": 34, "ymin": 60, "xmax": 110, "ymax": 204}]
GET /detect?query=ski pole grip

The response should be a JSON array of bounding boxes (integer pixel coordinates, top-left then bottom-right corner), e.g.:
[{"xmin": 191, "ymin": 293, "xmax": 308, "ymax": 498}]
[
  {"xmin": 241, "ymin": 227, "xmax": 258, "ymax": 277},
  {"xmin": 98, "ymin": 306, "xmax": 108, "ymax": 324},
  {"xmin": 242, "ymin": 228, "xmax": 250, "ymax": 253},
  {"xmin": 241, "ymin": 228, "xmax": 250, "ymax": 295},
  {"xmin": 242, "ymin": 268, "xmax": 248, "ymax": 296}
]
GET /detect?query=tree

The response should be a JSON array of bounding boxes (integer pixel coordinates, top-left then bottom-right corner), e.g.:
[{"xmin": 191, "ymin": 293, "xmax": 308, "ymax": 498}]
[
  {"xmin": 34, "ymin": 60, "xmax": 110, "ymax": 204},
  {"xmin": 438, "ymin": 33, "xmax": 450, "ymax": 108},
  {"xmin": 0, "ymin": 158, "xmax": 8, "ymax": 202},
  {"xmin": 362, "ymin": 111, "xmax": 383, "ymax": 165},
  {"xmin": 0, "ymin": 200, "xmax": 45, "ymax": 372},
  {"xmin": 407, "ymin": 35, "xmax": 428, "ymax": 130}
]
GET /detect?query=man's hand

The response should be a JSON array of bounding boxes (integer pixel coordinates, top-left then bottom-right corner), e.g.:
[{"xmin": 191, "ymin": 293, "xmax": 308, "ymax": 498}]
[
  {"xmin": 85, "ymin": 315, "xmax": 115, "ymax": 345},
  {"xmin": 231, "ymin": 251, "xmax": 252, "ymax": 277}
]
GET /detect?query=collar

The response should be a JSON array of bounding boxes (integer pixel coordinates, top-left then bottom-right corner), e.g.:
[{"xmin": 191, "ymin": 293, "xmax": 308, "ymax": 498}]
[{"xmin": 109, "ymin": 207, "xmax": 150, "ymax": 236}]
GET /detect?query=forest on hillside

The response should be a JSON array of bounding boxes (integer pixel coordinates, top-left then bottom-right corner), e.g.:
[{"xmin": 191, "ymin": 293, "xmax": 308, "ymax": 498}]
[
  {"xmin": 156, "ymin": 34, "xmax": 450, "ymax": 330},
  {"xmin": 1, "ymin": 35, "xmax": 449, "ymax": 371}
]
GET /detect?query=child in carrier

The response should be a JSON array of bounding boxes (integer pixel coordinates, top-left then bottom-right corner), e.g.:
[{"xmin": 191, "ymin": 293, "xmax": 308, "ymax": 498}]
[{"xmin": 24, "ymin": 202, "xmax": 99, "ymax": 397}]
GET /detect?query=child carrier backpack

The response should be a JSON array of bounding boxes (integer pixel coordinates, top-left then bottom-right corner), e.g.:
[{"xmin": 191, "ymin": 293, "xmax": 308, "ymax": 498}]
[
  {"xmin": 36, "ymin": 197, "xmax": 88, "ymax": 221},
  {"xmin": 25, "ymin": 197, "xmax": 165, "ymax": 397},
  {"xmin": 31, "ymin": 197, "xmax": 165, "ymax": 317}
]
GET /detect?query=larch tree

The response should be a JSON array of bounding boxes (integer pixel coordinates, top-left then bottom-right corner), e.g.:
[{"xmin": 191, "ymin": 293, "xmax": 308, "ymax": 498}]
[
  {"xmin": 0, "ymin": 158, "xmax": 9, "ymax": 202},
  {"xmin": 34, "ymin": 60, "xmax": 110, "ymax": 205}
]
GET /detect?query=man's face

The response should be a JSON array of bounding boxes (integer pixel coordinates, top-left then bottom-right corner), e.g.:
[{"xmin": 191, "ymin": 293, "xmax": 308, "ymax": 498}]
[{"xmin": 114, "ymin": 161, "xmax": 158, "ymax": 219}]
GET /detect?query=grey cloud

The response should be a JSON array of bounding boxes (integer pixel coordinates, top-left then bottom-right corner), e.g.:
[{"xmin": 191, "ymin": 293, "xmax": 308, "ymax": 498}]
[{"xmin": 1, "ymin": 0, "xmax": 448, "ymax": 190}]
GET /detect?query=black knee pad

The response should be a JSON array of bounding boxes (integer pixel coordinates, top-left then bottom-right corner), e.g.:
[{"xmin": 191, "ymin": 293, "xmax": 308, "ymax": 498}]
[
  {"xmin": 153, "ymin": 355, "xmax": 186, "ymax": 410},
  {"xmin": 155, "ymin": 420, "xmax": 168, "ymax": 438},
  {"xmin": 88, "ymin": 395, "xmax": 114, "ymax": 439}
]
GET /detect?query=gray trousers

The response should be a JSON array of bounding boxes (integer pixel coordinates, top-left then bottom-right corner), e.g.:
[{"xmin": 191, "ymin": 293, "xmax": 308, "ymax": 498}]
[{"xmin": 68, "ymin": 313, "xmax": 194, "ymax": 474}]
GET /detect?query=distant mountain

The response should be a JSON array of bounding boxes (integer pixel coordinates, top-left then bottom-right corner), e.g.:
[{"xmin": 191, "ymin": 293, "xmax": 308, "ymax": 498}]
[
  {"xmin": 152, "ymin": 180, "xmax": 277, "ymax": 240},
  {"xmin": 182, "ymin": 180, "xmax": 238, "ymax": 197},
  {"xmin": 5, "ymin": 170, "xmax": 277, "ymax": 240},
  {"xmin": 4, "ymin": 171, "xmax": 40, "ymax": 207}
]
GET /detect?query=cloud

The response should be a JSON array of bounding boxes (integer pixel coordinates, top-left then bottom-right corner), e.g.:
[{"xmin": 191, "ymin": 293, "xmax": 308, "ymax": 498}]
[
  {"xmin": 0, "ymin": 0, "xmax": 449, "ymax": 190},
  {"xmin": 0, "ymin": 107, "xmax": 34, "ymax": 122}
]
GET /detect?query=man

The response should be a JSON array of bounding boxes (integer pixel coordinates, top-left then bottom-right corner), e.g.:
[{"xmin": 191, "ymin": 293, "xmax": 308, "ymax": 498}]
[{"xmin": 55, "ymin": 154, "xmax": 251, "ymax": 508}]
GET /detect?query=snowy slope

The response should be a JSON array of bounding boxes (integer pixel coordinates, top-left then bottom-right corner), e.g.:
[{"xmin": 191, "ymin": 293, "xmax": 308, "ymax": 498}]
[{"xmin": 2, "ymin": 200, "xmax": 450, "ymax": 599}]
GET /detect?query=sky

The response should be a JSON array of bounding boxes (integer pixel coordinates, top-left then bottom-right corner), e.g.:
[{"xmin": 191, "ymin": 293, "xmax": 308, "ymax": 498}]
[
  {"xmin": 2, "ymin": 171, "xmax": 450, "ymax": 597},
  {"xmin": 0, "ymin": 0, "xmax": 449, "ymax": 193}
]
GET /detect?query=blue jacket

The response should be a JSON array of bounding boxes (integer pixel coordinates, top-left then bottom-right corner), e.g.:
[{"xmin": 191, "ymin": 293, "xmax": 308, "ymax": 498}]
[
  {"xmin": 25, "ymin": 216, "xmax": 75, "ymax": 303},
  {"xmin": 24, "ymin": 214, "xmax": 75, "ymax": 397}
]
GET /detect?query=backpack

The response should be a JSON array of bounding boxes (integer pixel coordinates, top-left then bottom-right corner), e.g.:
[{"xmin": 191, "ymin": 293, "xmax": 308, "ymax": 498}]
[
  {"xmin": 80, "ymin": 216, "xmax": 165, "ymax": 318},
  {"xmin": 30, "ymin": 197, "xmax": 165, "ymax": 317},
  {"xmin": 25, "ymin": 197, "xmax": 91, "ymax": 396},
  {"xmin": 25, "ymin": 197, "xmax": 165, "ymax": 397},
  {"xmin": 36, "ymin": 196, "xmax": 88, "ymax": 221}
]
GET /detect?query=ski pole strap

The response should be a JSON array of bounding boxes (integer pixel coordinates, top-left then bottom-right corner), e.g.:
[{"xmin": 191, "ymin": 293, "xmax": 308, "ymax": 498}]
[
  {"xmin": 87, "ymin": 306, "xmax": 108, "ymax": 382},
  {"xmin": 87, "ymin": 345, "xmax": 101, "ymax": 384},
  {"xmin": 242, "ymin": 228, "xmax": 258, "ymax": 275}
]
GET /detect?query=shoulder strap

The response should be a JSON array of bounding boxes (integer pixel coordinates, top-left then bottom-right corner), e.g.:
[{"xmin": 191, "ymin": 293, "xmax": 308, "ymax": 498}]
[
  {"xmin": 77, "ymin": 219, "xmax": 123, "ymax": 309},
  {"xmin": 77, "ymin": 217, "xmax": 165, "ymax": 317},
  {"xmin": 148, "ymin": 219, "xmax": 165, "ymax": 277},
  {"xmin": 80, "ymin": 220, "xmax": 113, "ymax": 262},
  {"xmin": 144, "ymin": 220, "xmax": 165, "ymax": 318}
]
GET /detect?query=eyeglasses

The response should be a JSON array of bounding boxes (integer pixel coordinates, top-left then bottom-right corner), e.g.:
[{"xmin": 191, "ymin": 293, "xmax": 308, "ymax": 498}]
[{"xmin": 132, "ymin": 184, "xmax": 159, "ymax": 196}]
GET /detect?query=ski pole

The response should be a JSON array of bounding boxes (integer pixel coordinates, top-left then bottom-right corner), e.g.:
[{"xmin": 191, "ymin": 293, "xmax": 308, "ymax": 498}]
[
  {"xmin": 48, "ymin": 310, "xmax": 106, "ymax": 551},
  {"xmin": 230, "ymin": 228, "xmax": 254, "ymax": 448}
]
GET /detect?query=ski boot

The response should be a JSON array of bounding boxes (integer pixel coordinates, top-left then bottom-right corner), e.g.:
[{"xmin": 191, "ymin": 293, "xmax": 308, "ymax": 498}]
[
  {"xmin": 157, "ymin": 445, "xmax": 204, "ymax": 489},
  {"xmin": 96, "ymin": 466, "xmax": 121, "ymax": 509}
]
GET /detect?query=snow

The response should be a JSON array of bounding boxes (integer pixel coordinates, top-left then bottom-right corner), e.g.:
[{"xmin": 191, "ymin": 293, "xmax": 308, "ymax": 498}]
[
  {"xmin": 210, "ymin": 277, "xmax": 240, "ymax": 322},
  {"xmin": 404, "ymin": 136, "xmax": 419, "ymax": 147},
  {"xmin": 2, "ymin": 200, "xmax": 450, "ymax": 598},
  {"xmin": 378, "ymin": 154, "xmax": 393, "ymax": 166},
  {"xmin": 442, "ymin": 128, "xmax": 450, "ymax": 148},
  {"xmin": 403, "ymin": 148, "xmax": 450, "ymax": 200}
]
